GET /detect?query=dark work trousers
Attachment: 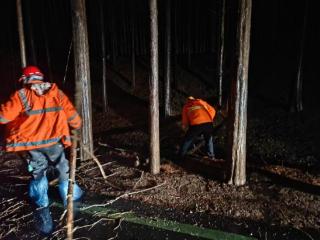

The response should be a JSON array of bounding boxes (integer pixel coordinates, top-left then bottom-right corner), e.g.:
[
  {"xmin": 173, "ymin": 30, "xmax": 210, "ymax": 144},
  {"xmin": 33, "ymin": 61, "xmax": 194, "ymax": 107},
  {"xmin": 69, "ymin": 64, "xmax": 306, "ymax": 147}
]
[
  {"xmin": 179, "ymin": 122, "xmax": 215, "ymax": 158},
  {"xmin": 26, "ymin": 143, "xmax": 69, "ymax": 181}
]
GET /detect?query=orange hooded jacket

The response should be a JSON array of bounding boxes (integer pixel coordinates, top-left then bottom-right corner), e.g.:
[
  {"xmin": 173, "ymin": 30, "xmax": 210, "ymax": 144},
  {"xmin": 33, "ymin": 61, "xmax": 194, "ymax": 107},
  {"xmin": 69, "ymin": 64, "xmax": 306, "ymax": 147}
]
[
  {"xmin": 0, "ymin": 83, "xmax": 81, "ymax": 152},
  {"xmin": 182, "ymin": 98, "xmax": 216, "ymax": 128}
]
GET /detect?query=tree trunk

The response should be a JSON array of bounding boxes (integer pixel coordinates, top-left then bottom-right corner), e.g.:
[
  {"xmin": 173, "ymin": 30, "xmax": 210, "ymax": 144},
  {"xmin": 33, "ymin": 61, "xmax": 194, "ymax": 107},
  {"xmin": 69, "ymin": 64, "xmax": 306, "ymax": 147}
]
[
  {"xmin": 164, "ymin": 0, "xmax": 172, "ymax": 118},
  {"xmin": 131, "ymin": 1, "xmax": 136, "ymax": 90},
  {"xmin": 100, "ymin": 0, "xmax": 108, "ymax": 112},
  {"xmin": 291, "ymin": 1, "xmax": 308, "ymax": 113},
  {"xmin": 25, "ymin": 2, "xmax": 37, "ymax": 65},
  {"xmin": 227, "ymin": 0, "xmax": 252, "ymax": 186},
  {"xmin": 218, "ymin": 0, "xmax": 226, "ymax": 108},
  {"xmin": 16, "ymin": 0, "xmax": 26, "ymax": 67},
  {"xmin": 41, "ymin": 1, "xmax": 53, "ymax": 82},
  {"xmin": 71, "ymin": 0, "xmax": 93, "ymax": 161},
  {"xmin": 149, "ymin": 0, "xmax": 160, "ymax": 174},
  {"xmin": 66, "ymin": 130, "xmax": 77, "ymax": 240}
]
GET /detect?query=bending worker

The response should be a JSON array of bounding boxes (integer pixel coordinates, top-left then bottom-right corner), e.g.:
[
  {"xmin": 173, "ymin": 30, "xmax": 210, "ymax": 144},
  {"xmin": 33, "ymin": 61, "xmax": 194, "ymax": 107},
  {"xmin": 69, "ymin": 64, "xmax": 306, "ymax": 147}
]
[
  {"xmin": 178, "ymin": 96, "xmax": 216, "ymax": 160},
  {"xmin": 0, "ymin": 65, "xmax": 83, "ymax": 209}
]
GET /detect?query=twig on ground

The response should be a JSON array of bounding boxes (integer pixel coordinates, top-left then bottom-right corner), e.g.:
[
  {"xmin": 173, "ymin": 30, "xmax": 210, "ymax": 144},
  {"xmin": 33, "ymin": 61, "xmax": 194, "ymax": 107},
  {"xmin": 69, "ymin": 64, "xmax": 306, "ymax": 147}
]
[
  {"xmin": 81, "ymin": 145, "xmax": 107, "ymax": 179},
  {"xmin": 81, "ymin": 181, "xmax": 166, "ymax": 210},
  {"xmin": 73, "ymin": 218, "xmax": 111, "ymax": 232},
  {"xmin": 98, "ymin": 142, "xmax": 126, "ymax": 152},
  {"xmin": 84, "ymin": 162, "xmax": 115, "ymax": 174},
  {"xmin": 132, "ymin": 171, "xmax": 144, "ymax": 190}
]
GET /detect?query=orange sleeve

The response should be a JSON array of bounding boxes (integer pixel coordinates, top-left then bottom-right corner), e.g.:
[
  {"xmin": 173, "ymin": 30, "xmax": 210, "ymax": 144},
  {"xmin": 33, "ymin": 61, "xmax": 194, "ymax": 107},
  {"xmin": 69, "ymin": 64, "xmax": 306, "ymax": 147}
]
[
  {"xmin": 59, "ymin": 90, "xmax": 82, "ymax": 129},
  {"xmin": 0, "ymin": 92, "xmax": 23, "ymax": 124},
  {"xmin": 200, "ymin": 100, "xmax": 216, "ymax": 121}
]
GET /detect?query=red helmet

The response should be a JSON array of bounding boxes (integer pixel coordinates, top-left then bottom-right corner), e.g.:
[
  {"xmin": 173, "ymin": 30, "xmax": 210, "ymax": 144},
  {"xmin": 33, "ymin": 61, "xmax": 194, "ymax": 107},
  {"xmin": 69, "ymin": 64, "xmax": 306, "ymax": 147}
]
[{"xmin": 19, "ymin": 65, "xmax": 44, "ymax": 84}]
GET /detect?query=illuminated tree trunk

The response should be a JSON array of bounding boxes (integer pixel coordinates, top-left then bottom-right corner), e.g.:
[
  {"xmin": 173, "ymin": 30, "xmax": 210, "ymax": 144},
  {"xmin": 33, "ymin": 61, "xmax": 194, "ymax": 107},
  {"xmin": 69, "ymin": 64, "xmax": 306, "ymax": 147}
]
[
  {"xmin": 149, "ymin": 0, "xmax": 160, "ymax": 174},
  {"xmin": 16, "ymin": 0, "xmax": 26, "ymax": 67},
  {"xmin": 227, "ymin": 0, "xmax": 252, "ymax": 186},
  {"xmin": 100, "ymin": 0, "xmax": 108, "ymax": 112},
  {"xmin": 291, "ymin": 1, "xmax": 308, "ymax": 114},
  {"xmin": 71, "ymin": 0, "xmax": 93, "ymax": 161},
  {"xmin": 217, "ymin": 0, "xmax": 226, "ymax": 108}
]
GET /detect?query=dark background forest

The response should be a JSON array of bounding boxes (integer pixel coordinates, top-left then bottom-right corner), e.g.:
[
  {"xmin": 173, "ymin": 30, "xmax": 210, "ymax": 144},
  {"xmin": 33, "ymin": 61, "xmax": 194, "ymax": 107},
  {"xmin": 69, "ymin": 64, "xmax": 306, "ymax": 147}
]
[{"xmin": 0, "ymin": 0, "xmax": 319, "ymax": 111}]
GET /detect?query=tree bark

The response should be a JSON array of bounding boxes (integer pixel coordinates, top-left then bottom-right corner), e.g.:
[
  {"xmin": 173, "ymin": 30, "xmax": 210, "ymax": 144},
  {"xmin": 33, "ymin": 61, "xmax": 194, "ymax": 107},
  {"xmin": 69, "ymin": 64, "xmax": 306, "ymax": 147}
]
[
  {"xmin": 16, "ymin": 0, "xmax": 26, "ymax": 67},
  {"xmin": 66, "ymin": 130, "xmax": 77, "ymax": 240},
  {"xmin": 227, "ymin": 0, "xmax": 252, "ymax": 186},
  {"xmin": 100, "ymin": 0, "xmax": 108, "ymax": 112},
  {"xmin": 149, "ymin": 0, "xmax": 160, "ymax": 174},
  {"xmin": 164, "ymin": 0, "xmax": 172, "ymax": 118},
  {"xmin": 218, "ymin": 0, "xmax": 226, "ymax": 108},
  {"xmin": 71, "ymin": 0, "xmax": 93, "ymax": 161}
]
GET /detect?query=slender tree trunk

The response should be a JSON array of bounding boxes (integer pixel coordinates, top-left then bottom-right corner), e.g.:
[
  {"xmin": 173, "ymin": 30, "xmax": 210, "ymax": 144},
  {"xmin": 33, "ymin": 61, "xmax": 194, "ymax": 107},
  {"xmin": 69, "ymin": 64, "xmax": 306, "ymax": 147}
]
[
  {"xmin": 66, "ymin": 130, "xmax": 77, "ymax": 240},
  {"xmin": 187, "ymin": 0, "xmax": 192, "ymax": 66},
  {"xmin": 100, "ymin": 0, "xmax": 108, "ymax": 112},
  {"xmin": 218, "ymin": 0, "xmax": 226, "ymax": 108},
  {"xmin": 16, "ymin": 0, "xmax": 26, "ymax": 67},
  {"xmin": 291, "ymin": 1, "xmax": 308, "ymax": 113},
  {"xmin": 164, "ymin": 0, "xmax": 172, "ymax": 118},
  {"xmin": 71, "ymin": 0, "xmax": 93, "ymax": 161},
  {"xmin": 227, "ymin": 0, "xmax": 252, "ymax": 186},
  {"xmin": 41, "ymin": 1, "xmax": 53, "ymax": 82},
  {"xmin": 149, "ymin": 0, "xmax": 160, "ymax": 174},
  {"xmin": 131, "ymin": 1, "xmax": 136, "ymax": 90},
  {"xmin": 25, "ymin": 2, "xmax": 37, "ymax": 65},
  {"xmin": 110, "ymin": 5, "xmax": 117, "ymax": 65}
]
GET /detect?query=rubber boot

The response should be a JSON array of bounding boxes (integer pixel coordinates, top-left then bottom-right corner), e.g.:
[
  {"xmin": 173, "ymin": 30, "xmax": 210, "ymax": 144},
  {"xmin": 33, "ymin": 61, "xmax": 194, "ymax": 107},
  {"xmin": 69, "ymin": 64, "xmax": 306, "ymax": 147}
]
[
  {"xmin": 58, "ymin": 180, "xmax": 84, "ymax": 206},
  {"xmin": 34, "ymin": 207, "xmax": 53, "ymax": 236},
  {"xmin": 29, "ymin": 176, "xmax": 49, "ymax": 208}
]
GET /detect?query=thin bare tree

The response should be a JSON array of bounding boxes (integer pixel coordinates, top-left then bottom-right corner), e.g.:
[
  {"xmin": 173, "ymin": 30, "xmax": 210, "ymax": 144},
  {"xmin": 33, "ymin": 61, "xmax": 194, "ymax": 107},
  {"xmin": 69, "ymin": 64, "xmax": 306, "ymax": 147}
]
[
  {"xmin": 218, "ymin": 0, "xmax": 226, "ymax": 108},
  {"xmin": 291, "ymin": 0, "xmax": 309, "ymax": 114},
  {"xmin": 149, "ymin": 0, "xmax": 160, "ymax": 174},
  {"xmin": 16, "ymin": 0, "xmax": 26, "ymax": 67},
  {"xmin": 164, "ymin": 0, "xmax": 172, "ymax": 118},
  {"xmin": 100, "ymin": 0, "xmax": 108, "ymax": 112},
  {"xmin": 227, "ymin": 0, "xmax": 252, "ymax": 186}
]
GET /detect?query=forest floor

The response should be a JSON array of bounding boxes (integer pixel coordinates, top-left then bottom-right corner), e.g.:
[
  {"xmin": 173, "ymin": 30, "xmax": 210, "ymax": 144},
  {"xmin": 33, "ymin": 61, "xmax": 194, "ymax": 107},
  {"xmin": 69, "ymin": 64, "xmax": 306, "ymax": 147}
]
[{"xmin": 1, "ymin": 58, "xmax": 320, "ymax": 239}]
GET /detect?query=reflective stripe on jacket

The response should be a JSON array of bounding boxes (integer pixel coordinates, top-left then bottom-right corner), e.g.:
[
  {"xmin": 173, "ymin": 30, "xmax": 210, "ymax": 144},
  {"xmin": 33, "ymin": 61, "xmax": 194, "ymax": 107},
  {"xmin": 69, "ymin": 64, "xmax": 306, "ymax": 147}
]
[
  {"xmin": 182, "ymin": 99, "xmax": 216, "ymax": 127},
  {"xmin": 0, "ymin": 83, "xmax": 81, "ymax": 152}
]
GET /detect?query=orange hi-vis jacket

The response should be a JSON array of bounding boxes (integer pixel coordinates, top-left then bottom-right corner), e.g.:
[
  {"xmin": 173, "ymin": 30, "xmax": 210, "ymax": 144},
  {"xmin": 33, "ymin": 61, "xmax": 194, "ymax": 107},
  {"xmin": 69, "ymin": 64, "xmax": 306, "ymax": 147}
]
[
  {"xmin": 182, "ymin": 98, "xmax": 216, "ymax": 128},
  {"xmin": 0, "ymin": 83, "xmax": 81, "ymax": 152}
]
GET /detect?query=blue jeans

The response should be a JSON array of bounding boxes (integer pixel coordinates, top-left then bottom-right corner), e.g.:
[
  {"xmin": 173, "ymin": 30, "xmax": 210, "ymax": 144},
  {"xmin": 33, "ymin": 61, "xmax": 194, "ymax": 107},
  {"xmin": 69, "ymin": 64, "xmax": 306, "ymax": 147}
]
[
  {"xmin": 179, "ymin": 122, "xmax": 215, "ymax": 158},
  {"xmin": 26, "ymin": 143, "xmax": 83, "ymax": 207},
  {"xmin": 27, "ymin": 143, "xmax": 69, "ymax": 181}
]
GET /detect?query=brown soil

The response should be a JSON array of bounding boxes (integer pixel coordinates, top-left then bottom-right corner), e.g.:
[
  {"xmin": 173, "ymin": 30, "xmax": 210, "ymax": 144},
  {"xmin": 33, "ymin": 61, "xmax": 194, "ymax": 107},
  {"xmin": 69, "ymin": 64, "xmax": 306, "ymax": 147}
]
[{"xmin": 1, "ymin": 61, "xmax": 319, "ymax": 239}]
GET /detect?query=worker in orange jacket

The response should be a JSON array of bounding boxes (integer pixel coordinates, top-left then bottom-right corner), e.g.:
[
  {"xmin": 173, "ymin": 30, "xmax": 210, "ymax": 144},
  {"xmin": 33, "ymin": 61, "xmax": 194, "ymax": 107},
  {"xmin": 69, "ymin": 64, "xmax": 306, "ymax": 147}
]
[
  {"xmin": 178, "ymin": 96, "xmax": 216, "ymax": 160},
  {"xmin": 0, "ymin": 66, "xmax": 83, "ymax": 232}
]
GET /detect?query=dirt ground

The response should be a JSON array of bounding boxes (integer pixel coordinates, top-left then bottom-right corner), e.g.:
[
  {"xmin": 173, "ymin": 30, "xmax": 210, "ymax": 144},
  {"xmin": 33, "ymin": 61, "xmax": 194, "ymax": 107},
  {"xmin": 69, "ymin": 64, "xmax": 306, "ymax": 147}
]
[{"xmin": 1, "ymin": 61, "xmax": 320, "ymax": 239}]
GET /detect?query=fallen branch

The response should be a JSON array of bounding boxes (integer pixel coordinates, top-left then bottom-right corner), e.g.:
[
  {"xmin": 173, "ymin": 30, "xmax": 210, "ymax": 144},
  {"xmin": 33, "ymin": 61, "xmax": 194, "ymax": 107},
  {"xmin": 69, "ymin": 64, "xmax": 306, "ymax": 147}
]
[
  {"xmin": 81, "ymin": 144, "xmax": 107, "ymax": 179},
  {"xmin": 84, "ymin": 162, "xmax": 115, "ymax": 174},
  {"xmin": 81, "ymin": 181, "xmax": 166, "ymax": 210}
]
